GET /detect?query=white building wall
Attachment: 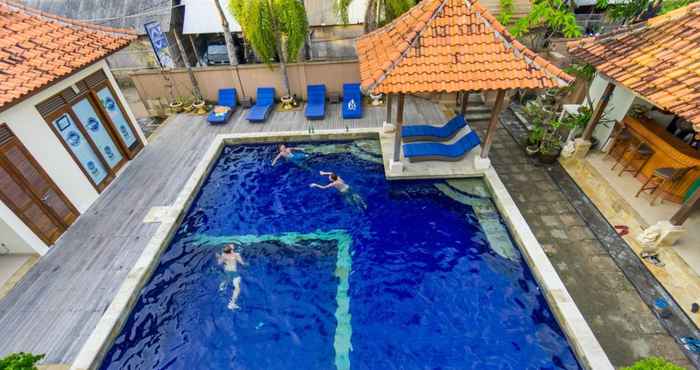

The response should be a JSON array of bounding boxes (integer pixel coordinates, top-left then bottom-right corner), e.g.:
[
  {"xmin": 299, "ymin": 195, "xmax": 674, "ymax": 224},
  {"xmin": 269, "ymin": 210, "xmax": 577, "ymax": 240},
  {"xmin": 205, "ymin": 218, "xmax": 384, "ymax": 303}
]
[
  {"xmin": 0, "ymin": 202, "xmax": 41, "ymax": 254},
  {"xmin": 0, "ymin": 202, "xmax": 48, "ymax": 255},
  {"xmin": 588, "ymin": 73, "xmax": 635, "ymax": 147},
  {"xmin": 0, "ymin": 60, "xmax": 147, "ymax": 255}
]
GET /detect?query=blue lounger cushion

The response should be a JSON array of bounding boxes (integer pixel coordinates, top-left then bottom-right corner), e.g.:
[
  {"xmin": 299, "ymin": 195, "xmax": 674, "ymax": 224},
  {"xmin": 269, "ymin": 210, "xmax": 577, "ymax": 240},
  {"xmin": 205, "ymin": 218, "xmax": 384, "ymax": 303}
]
[
  {"xmin": 401, "ymin": 115, "xmax": 467, "ymax": 142},
  {"xmin": 247, "ymin": 87, "xmax": 275, "ymax": 123},
  {"xmin": 305, "ymin": 84, "xmax": 326, "ymax": 120},
  {"xmin": 342, "ymin": 83, "xmax": 363, "ymax": 119},
  {"xmin": 208, "ymin": 88, "xmax": 237, "ymax": 124},
  {"xmin": 403, "ymin": 130, "xmax": 481, "ymax": 162}
]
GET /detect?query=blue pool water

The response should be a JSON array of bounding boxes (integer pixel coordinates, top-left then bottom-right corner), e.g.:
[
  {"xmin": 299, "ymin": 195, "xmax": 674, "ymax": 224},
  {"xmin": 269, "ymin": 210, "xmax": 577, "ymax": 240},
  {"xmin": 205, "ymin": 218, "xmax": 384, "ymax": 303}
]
[{"xmin": 101, "ymin": 141, "xmax": 580, "ymax": 370}]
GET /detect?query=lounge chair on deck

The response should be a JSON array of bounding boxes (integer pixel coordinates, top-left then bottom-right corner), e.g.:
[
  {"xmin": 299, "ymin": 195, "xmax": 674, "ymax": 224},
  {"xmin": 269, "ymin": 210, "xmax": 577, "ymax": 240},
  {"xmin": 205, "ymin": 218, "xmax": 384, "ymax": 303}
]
[
  {"xmin": 401, "ymin": 115, "xmax": 468, "ymax": 142},
  {"xmin": 403, "ymin": 130, "xmax": 481, "ymax": 162},
  {"xmin": 247, "ymin": 87, "xmax": 275, "ymax": 123},
  {"xmin": 342, "ymin": 83, "xmax": 363, "ymax": 119},
  {"xmin": 207, "ymin": 88, "xmax": 237, "ymax": 124},
  {"xmin": 305, "ymin": 84, "xmax": 326, "ymax": 120}
]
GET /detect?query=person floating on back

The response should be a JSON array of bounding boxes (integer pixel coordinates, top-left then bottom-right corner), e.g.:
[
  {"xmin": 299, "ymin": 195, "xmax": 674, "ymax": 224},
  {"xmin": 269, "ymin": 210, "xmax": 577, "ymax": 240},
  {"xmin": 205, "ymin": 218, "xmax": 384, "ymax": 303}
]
[
  {"xmin": 271, "ymin": 144, "xmax": 307, "ymax": 166},
  {"xmin": 310, "ymin": 171, "xmax": 366, "ymax": 210},
  {"xmin": 217, "ymin": 243, "xmax": 246, "ymax": 311}
]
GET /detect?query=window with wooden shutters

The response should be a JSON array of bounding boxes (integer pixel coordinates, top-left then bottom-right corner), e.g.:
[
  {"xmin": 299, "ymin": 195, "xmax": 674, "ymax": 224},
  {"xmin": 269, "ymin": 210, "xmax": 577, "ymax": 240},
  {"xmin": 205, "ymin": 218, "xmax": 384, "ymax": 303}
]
[
  {"xmin": 0, "ymin": 125, "xmax": 12, "ymax": 145},
  {"xmin": 84, "ymin": 70, "xmax": 108, "ymax": 88}
]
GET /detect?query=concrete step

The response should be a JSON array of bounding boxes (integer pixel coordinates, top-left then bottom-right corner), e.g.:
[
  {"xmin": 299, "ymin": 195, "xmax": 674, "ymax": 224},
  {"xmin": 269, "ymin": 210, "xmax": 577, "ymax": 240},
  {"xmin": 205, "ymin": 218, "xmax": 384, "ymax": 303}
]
[{"xmin": 464, "ymin": 112, "xmax": 492, "ymax": 122}]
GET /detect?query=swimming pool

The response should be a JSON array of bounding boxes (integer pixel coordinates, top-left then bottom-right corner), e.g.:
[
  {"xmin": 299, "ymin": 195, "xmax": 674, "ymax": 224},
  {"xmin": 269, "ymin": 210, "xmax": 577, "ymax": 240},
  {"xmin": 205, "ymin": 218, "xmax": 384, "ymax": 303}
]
[{"xmin": 100, "ymin": 140, "xmax": 580, "ymax": 369}]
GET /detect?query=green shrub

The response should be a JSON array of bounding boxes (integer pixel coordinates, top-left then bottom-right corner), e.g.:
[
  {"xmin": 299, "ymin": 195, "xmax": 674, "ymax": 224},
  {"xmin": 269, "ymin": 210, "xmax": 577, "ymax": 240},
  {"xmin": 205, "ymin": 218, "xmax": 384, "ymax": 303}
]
[
  {"xmin": 621, "ymin": 357, "xmax": 685, "ymax": 370},
  {"xmin": 0, "ymin": 352, "xmax": 44, "ymax": 370}
]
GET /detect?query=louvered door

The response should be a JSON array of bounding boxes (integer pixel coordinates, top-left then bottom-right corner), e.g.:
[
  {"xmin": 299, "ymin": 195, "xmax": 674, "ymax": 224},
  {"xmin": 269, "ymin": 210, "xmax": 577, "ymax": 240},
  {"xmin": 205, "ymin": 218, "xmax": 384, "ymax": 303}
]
[{"xmin": 0, "ymin": 124, "xmax": 78, "ymax": 245}]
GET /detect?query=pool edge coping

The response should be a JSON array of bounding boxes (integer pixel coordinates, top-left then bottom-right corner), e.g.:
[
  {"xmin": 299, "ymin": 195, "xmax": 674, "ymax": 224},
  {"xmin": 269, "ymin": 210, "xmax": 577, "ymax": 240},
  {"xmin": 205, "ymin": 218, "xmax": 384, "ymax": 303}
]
[
  {"xmin": 483, "ymin": 167, "xmax": 613, "ymax": 370},
  {"xmin": 71, "ymin": 128, "xmax": 613, "ymax": 370}
]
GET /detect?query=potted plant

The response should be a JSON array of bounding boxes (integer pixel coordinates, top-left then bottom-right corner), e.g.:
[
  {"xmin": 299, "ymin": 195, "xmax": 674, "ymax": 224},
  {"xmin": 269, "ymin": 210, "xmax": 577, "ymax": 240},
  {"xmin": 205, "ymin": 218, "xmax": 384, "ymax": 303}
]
[
  {"xmin": 526, "ymin": 125, "xmax": 544, "ymax": 156},
  {"xmin": 192, "ymin": 99, "xmax": 207, "ymax": 115},
  {"xmin": 538, "ymin": 135, "xmax": 562, "ymax": 163},
  {"xmin": 538, "ymin": 118, "xmax": 563, "ymax": 164},
  {"xmin": 369, "ymin": 91, "xmax": 383, "ymax": 106},
  {"xmin": 168, "ymin": 99, "xmax": 183, "ymax": 114}
]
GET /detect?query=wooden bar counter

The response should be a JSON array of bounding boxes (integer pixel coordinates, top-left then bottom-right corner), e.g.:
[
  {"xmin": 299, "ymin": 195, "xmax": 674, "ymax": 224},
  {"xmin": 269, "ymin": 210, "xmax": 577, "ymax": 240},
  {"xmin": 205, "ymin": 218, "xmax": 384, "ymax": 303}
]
[{"xmin": 623, "ymin": 115, "xmax": 700, "ymax": 203}]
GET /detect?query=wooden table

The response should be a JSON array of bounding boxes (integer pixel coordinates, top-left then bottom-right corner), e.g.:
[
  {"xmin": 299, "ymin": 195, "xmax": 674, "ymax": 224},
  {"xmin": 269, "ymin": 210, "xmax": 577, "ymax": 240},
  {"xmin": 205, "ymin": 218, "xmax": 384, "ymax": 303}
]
[{"xmin": 623, "ymin": 115, "xmax": 700, "ymax": 203}]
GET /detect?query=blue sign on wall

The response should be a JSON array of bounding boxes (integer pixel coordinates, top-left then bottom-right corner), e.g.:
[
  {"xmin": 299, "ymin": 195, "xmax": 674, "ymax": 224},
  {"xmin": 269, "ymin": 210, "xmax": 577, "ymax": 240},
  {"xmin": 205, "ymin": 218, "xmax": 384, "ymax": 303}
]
[{"xmin": 144, "ymin": 21, "xmax": 175, "ymax": 69}]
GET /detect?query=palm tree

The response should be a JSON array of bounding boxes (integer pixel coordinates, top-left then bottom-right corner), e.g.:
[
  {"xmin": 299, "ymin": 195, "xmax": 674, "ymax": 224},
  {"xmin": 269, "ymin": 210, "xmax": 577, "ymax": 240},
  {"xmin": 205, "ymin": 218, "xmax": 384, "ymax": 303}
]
[
  {"xmin": 336, "ymin": 0, "xmax": 416, "ymax": 32},
  {"xmin": 213, "ymin": 0, "xmax": 239, "ymax": 66},
  {"xmin": 229, "ymin": 0, "xmax": 308, "ymax": 99}
]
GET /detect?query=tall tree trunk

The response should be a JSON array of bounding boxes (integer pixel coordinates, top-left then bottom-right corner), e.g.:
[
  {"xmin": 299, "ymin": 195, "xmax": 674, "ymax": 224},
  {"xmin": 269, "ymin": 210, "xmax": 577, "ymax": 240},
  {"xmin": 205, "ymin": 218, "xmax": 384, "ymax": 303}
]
[
  {"xmin": 277, "ymin": 38, "xmax": 292, "ymax": 97},
  {"xmin": 364, "ymin": 0, "xmax": 378, "ymax": 33},
  {"xmin": 173, "ymin": 29, "xmax": 203, "ymax": 100},
  {"xmin": 213, "ymin": 0, "xmax": 239, "ymax": 65},
  {"xmin": 268, "ymin": 0, "xmax": 292, "ymax": 97}
]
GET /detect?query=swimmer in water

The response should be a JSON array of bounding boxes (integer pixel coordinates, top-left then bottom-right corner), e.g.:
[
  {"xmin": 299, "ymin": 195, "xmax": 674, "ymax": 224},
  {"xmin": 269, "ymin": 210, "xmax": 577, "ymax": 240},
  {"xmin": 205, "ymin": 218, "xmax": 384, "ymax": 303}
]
[
  {"xmin": 217, "ymin": 244, "xmax": 246, "ymax": 310},
  {"xmin": 271, "ymin": 144, "xmax": 306, "ymax": 166},
  {"xmin": 310, "ymin": 171, "xmax": 349, "ymax": 192},
  {"xmin": 310, "ymin": 171, "xmax": 366, "ymax": 210}
]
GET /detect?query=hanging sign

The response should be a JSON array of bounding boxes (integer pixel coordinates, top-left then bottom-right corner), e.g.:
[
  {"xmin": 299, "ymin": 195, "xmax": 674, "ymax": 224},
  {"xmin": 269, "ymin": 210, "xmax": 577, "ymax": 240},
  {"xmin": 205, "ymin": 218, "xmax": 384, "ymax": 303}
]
[{"xmin": 144, "ymin": 21, "xmax": 175, "ymax": 69}]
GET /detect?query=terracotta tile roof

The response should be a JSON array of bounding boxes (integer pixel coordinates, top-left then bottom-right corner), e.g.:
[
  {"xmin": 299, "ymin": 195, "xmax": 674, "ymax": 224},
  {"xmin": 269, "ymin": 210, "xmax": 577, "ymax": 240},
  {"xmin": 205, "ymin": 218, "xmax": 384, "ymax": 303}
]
[
  {"xmin": 0, "ymin": 1, "xmax": 136, "ymax": 111},
  {"xmin": 355, "ymin": 0, "xmax": 574, "ymax": 94},
  {"xmin": 568, "ymin": 3, "xmax": 700, "ymax": 130}
]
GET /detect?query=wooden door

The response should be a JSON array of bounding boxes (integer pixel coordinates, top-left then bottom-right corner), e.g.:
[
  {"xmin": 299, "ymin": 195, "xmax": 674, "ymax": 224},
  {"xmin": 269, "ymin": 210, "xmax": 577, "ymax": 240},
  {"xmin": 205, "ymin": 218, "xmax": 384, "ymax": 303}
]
[{"xmin": 0, "ymin": 125, "xmax": 79, "ymax": 245}]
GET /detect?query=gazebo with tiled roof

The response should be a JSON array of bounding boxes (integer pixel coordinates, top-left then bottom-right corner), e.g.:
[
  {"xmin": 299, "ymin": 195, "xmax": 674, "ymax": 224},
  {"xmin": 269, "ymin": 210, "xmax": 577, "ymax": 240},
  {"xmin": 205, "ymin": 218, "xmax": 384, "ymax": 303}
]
[{"xmin": 356, "ymin": 0, "xmax": 574, "ymax": 169}]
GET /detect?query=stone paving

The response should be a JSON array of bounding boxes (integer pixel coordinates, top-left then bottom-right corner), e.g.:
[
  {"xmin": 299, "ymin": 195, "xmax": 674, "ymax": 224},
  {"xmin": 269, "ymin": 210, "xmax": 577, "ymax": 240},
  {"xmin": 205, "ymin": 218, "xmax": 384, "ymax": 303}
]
[{"xmin": 469, "ymin": 108, "xmax": 694, "ymax": 369}]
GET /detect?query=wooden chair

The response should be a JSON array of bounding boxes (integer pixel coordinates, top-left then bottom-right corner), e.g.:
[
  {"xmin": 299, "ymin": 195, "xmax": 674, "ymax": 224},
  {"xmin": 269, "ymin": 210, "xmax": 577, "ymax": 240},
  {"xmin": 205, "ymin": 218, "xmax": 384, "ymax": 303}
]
[
  {"xmin": 636, "ymin": 166, "xmax": 695, "ymax": 205},
  {"xmin": 606, "ymin": 123, "xmax": 633, "ymax": 165},
  {"xmin": 617, "ymin": 141, "xmax": 653, "ymax": 177}
]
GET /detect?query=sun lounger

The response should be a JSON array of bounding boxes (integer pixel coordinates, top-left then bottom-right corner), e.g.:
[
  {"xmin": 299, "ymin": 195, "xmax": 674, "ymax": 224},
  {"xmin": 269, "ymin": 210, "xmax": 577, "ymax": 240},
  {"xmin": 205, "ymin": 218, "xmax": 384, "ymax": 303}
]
[
  {"xmin": 401, "ymin": 115, "xmax": 468, "ymax": 142},
  {"xmin": 207, "ymin": 88, "xmax": 237, "ymax": 124},
  {"xmin": 342, "ymin": 83, "xmax": 363, "ymax": 119},
  {"xmin": 246, "ymin": 87, "xmax": 275, "ymax": 123},
  {"xmin": 403, "ymin": 130, "xmax": 481, "ymax": 162},
  {"xmin": 305, "ymin": 84, "xmax": 326, "ymax": 120}
]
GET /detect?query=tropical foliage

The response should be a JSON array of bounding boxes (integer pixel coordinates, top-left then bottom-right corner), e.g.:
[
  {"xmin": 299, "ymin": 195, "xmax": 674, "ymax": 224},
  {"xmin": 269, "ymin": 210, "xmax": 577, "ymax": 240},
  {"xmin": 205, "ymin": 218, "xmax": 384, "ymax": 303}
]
[
  {"xmin": 620, "ymin": 357, "xmax": 685, "ymax": 370},
  {"xmin": 229, "ymin": 0, "xmax": 308, "ymax": 96},
  {"xmin": 0, "ymin": 352, "xmax": 44, "ymax": 370},
  {"xmin": 497, "ymin": 0, "xmax": 515, "ymax": 25},
  {"xmin": 335, "ymin": 0, "xmax": 416, "ymax": 31},
  {"xmin": 596, "ymin": 0, "xmax": 699, "ymax": 23},
  {"xmin": 511, "ymin": 0, "xmax": 582, "ymax": 40},
  {"xmin": 229, "ymin": 0, "xmax": 308, "ymax": 64}
]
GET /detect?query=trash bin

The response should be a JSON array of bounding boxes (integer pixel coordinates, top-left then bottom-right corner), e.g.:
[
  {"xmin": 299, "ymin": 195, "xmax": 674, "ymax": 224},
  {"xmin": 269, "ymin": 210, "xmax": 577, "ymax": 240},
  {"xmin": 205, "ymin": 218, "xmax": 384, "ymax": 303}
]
[{"xmin": 654, "ymin": 298, "xmax": 672, "ymax": 319}]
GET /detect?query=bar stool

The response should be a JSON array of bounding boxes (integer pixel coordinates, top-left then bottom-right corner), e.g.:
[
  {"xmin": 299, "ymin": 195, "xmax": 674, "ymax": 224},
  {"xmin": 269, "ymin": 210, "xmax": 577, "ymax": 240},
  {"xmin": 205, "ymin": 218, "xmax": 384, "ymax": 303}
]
[
  {"xmin": 617, "ymin": 141, "xmax": 653, "ymax": 177},
  {"xmin": 636, "ymin": 166, "xmax": 695, "ymax": 205},
  {"xmin": 606, "ymin": 124, "xmax": 633, "ymax": 165}
]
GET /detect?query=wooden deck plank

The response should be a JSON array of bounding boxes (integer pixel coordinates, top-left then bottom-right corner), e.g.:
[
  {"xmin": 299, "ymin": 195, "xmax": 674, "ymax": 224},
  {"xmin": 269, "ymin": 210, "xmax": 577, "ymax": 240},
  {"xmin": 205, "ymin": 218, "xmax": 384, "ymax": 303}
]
[{"xmin": 0, "ymin": 98, "xmax": 435, "ymax": 364}]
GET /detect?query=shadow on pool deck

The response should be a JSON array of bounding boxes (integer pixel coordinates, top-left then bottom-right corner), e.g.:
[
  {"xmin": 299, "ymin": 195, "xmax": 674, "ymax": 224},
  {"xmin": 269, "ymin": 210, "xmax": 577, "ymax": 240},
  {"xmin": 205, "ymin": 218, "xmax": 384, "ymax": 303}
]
[{"xmin": 467, "ymin": 106, "xmax": 695, "ymax": 369}]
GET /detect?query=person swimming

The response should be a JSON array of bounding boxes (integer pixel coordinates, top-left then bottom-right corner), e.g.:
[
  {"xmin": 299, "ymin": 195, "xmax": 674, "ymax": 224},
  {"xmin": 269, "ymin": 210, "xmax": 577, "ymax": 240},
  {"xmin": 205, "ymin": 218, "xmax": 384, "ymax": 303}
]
[
  {"xmin": 310, "ymin": 171, "xmax": 350, "ymax": 192},
  {"xmin": 271, "ymin": 144, "xmax": 307, "ymax": 166},
  {"xmin": 217, "ymin": 243, "xmax": 246, "ymax": 310},
  {"xmin": 310, "ymin": 171, "xmax": 366, "ymax": 210}
]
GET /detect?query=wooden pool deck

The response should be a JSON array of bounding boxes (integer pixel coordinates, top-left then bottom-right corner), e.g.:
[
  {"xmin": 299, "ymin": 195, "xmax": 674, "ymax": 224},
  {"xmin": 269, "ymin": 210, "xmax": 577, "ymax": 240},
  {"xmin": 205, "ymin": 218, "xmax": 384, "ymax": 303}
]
[{"xmin": 0, "ymin": 97, "xmax": 451, "ymax": 365}]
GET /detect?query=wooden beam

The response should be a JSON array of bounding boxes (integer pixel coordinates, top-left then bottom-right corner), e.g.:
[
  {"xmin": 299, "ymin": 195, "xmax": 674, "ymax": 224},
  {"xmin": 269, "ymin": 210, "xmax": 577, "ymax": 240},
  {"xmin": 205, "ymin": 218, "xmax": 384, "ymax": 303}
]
[
  {"xmin": 386, "ymin": 93, "xmax": 393, "ymax": 123},
  {"xmin": 670, "ymin": 186, "xmax": 700, "ymax": 226},
  {"xmin": 582, "ymin": 81, "xmax": 615, "ymax": 141},
  {"xmin": 393, "ymin": 94, "xmax": 405, "ymax": 162},
  {"xmin": 460, "ymin": 92, "xmax": 469, "ymax": 116},
  {"xmin": 480, "ymin": 90, "xmax": 506, "ymax": 159}
]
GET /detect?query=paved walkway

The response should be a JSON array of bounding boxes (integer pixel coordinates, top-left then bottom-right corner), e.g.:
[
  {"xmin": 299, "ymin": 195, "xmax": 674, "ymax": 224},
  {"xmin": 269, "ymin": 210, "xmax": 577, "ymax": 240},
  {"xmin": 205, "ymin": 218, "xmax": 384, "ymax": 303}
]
[{"xmin": 470, "ymin": 107, "xmax": 694, "ymax": 369}]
